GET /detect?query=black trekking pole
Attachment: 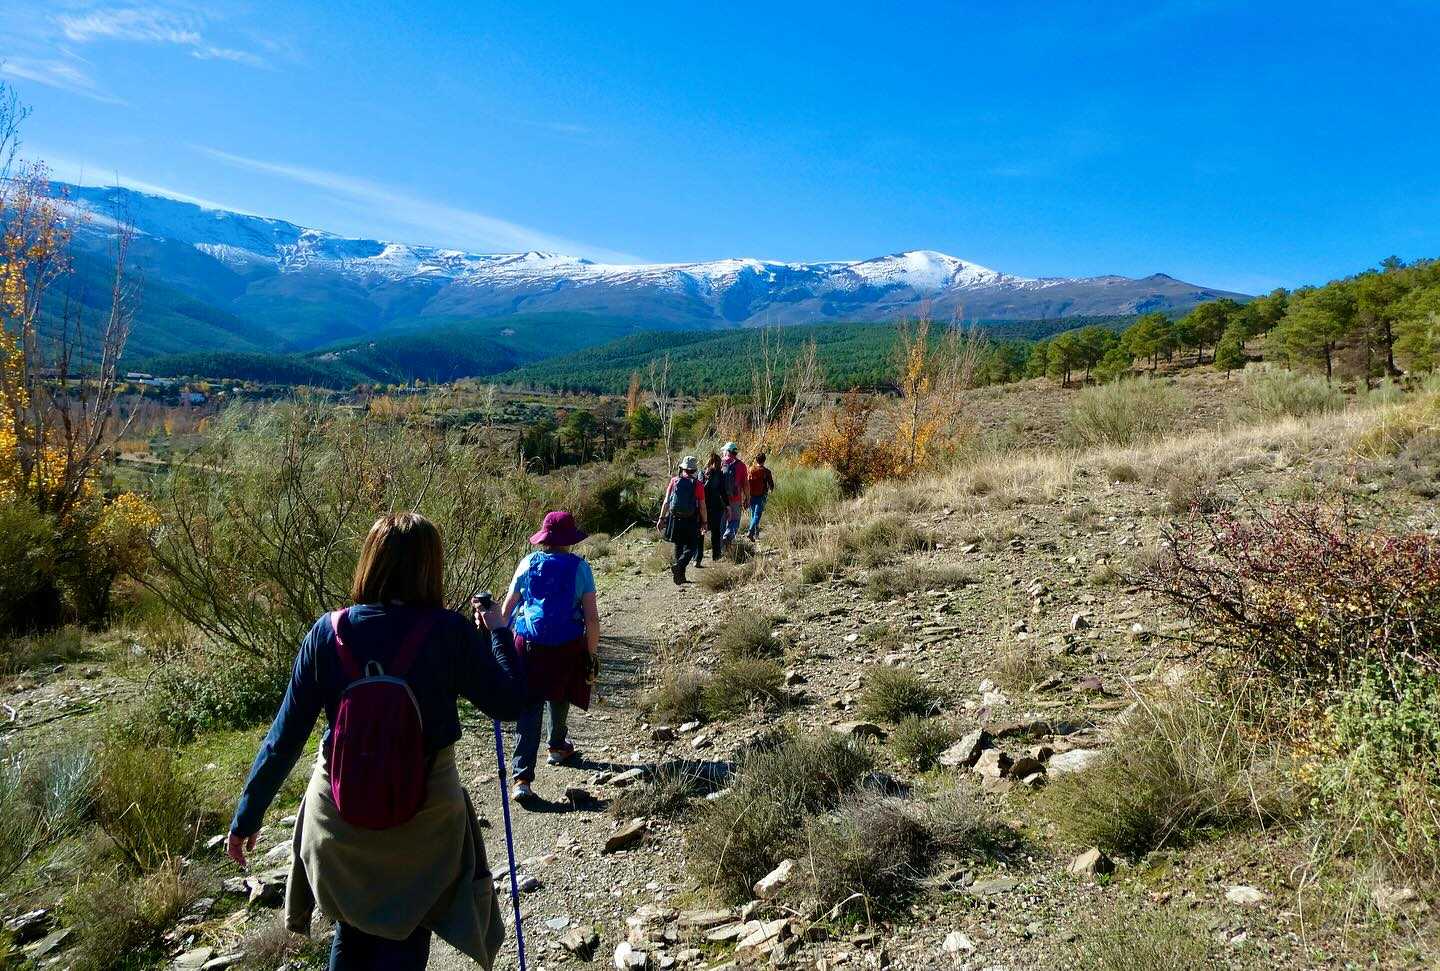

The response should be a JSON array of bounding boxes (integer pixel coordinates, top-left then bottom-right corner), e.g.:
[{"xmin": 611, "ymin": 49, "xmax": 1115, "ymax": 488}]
[{"xmin": 474, "ymin": 592, "xmax": 528, "ymax": 971}]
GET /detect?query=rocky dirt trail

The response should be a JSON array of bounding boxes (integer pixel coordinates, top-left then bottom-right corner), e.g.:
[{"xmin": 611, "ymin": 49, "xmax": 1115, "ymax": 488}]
[{"xmin": 430, "ymin": 560, "xmax": 697, "ymax": 971}]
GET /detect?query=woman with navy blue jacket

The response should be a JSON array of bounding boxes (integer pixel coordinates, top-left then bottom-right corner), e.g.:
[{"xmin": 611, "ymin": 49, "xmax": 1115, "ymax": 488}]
[{"xmin": 227, "ymin": 513, "xmax": 525, "ymax": 971}]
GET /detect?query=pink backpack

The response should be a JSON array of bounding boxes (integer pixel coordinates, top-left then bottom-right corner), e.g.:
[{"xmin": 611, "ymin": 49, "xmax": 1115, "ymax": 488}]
[{"xmin": 326, "ymin": 607, "xmax": 438, "ymax": 829}]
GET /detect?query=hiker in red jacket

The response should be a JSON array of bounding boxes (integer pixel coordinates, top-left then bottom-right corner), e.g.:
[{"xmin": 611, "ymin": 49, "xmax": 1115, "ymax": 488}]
[{"xmin": 658, "ymin": 455, "xmax": 707, "ymax": 585}]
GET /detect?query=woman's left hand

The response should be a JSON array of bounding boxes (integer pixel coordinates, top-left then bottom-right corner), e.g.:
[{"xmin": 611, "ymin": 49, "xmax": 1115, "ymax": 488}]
[{"xmin": 226, "ymin": 832, "xmax": 258, "ymax": 868}]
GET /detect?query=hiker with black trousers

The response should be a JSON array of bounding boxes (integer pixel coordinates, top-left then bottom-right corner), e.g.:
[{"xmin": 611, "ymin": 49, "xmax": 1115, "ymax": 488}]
[
  {"xmin": 227, "ymin": 512, "xmax": 525, "ymax": 971},
  {"xmin": 698, "ymin": 451, "xmax": 728, "ymax": 564},
  {"xmin": 658, "ymin": 455, "xmax": 707, "ymax": 584},
  {"xmin": 501, "ymin": 510, "xmax": 600, "ymax": 803}
]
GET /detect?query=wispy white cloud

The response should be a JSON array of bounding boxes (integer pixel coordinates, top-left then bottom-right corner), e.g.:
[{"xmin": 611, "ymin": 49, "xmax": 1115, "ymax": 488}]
[
  {"xmin": 194, "ymin": 144, "xmax": 643, "ymax": 262},
  {"xmin": 57, "ymin": 7, "xmax": 202, "ymax": 46},
  {"xmin": 62, "ymin": 5, "xmax": 269, "ymax": 67},
  {"xmin": 191, "ymin": 44, "xmax": 265, "ymax": 67},
  {"xmin": 42, "ymin": 151, "xmax": 257, "ymax": 213},
  {"xmin": 0, "ymin": 56, "xmax": 126, "ymax": 104}
]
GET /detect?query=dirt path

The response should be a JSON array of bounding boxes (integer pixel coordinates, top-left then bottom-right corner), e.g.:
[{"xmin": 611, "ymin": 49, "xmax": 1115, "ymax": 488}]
[{"xmin": 430, "ymin": 558, "xmax": 689, "ymax": 971}]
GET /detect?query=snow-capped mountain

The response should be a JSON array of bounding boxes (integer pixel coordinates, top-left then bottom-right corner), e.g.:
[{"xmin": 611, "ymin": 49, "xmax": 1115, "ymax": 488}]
[{"xmin": 55, "ymin": 182, "xmax": 1246, "ymax": 355}]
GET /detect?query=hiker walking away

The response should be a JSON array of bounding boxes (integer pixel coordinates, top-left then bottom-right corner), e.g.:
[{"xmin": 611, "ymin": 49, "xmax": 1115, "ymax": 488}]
[
  {"xmin": 658, "ymin": 455, "xmax": 707, "ymax": 584},
  {"xmin": 501, "ymin": 510, "xmax": 600, "ymax": 803},
  {"xmin": 227, "ymin": 513, "xmax": 524, "ymax": 970},
  {"xmin": 746, "ymin": 452, "xmax": 776, "ymax": 541},
  {"xmin": 698, "ymin": 452, "xmax": 728, "ymax": 564},
  {"xmin": 719, "ymin": 442, "xmax": 749, "ymax": 546}
]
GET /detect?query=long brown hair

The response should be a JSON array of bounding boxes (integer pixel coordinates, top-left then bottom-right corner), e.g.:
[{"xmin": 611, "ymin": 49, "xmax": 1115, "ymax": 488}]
[
  {"xmin": 350, "ymin": 512, "xmax": 445, "ymax": 607},
  {"xmin": 705, "ymin": 452, "xmax": 722, "ymax": 475}
]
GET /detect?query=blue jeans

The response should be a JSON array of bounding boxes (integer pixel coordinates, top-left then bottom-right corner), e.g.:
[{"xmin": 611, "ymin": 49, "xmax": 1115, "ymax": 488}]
[
  {"xmin": 512, "ymin": 700, "xmax": 571, "ymax": 782},
  {"xmin": 330, "ymin": 922, "xmax": 430, "ymax": 970},
  {"xmin": 747, "ymin": 494, "xmax": 769, "ymax": 539},
  {"xmin": 722, "ymin": 501, "xmax": 742, "ymax": 542}
]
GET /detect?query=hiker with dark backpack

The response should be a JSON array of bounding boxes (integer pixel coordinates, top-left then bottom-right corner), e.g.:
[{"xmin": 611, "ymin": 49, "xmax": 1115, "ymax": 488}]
[
  {"xmin": 227, "ymin": 513, "xmax": 525, "ymax": 971},
  {"xmin": 500, "ymin": 510, "xmax": 601, "ymax": 803},
  {"xmin": 719, "ymin": 442, "xmax": 749, "ymax": 546},
  {"xmin": 698, "ymin": 452, "xmax": 728, "ymax": 564},
  {"xmin": 658, "ymin": 455, "xmax": 707, "ymax": 584}
]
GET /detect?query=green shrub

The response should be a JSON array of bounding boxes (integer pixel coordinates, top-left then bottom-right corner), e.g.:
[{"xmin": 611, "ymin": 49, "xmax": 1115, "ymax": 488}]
[
  {"xmin": 1038, "ymin": 688, "xmax": 1293, "ymax": 858},
  {"xmin": 858, "ymin": 667, "xmax": 943, "ymax": 722},
  {"xmin": 0, "ymin": 746, "xmax": 97, "ymax": 881},
  {"xmin": 95, "ymin": 741, "xmax": 205, "ymax": 872},
  {"xmin": 1069, "ymin": 904, "xmax": 1209, "ymax": 971},
  {"xmin": 640, "ymin": 667, "xmax": 710, "ymax": 725},
  {"xmin": 0, "ymin": 498, "xmax": 60, "ymax": 634},
  {"xmin": 686, "ymin": 734, "xmax": 875, "ymax": 902},
  {"xmin": 1, "ymin": 625, "xmax": 87, "ymax": 677},
  {"xmin": 801, "ymin": 795, "xmax": 934, "ymax": 909},
  {"xmin": 799, "ymin": 792, "xmax": 1007, "ymax": 911},
  {"xmin": 65, "ymin": 863, "xmax": 199, "ymax": 971},
  {"xmin": 1316, "ymin": 663, "xmax": 1440, "ymax": 883},
  {"xmin": 889, "ymin": 717, "xmax": 960, "ymax": 770},
  {"xmin": 866, "ymin": 563, "xmax": 973, "ymax": 600},
  {"xmin": 145, "ymin": 401, "xmax": 535, "ymax": 710},
  {"xmin": 764, "ymin": 463, "xmax": 841, "ymax": 527},
  {"xmin": 610, "ymin": 763, "xmax": 712, "ymax": 819},
  {"xmin": 1064, "ymin": 379, "xmax": 1184, "ymax": 448},
  {"xmin": 714, "ymin": 610, "xmax": 781, "ymax": 660},
  {"xmin": 704, "ymin": 658, "xmax": 786, "ymax": 716},
  {"xmin": 151, "ymin": 644, "xmax": 291, "ymax": 740},
  {"xmin": 569, "ymin": 464, "xmax": 652, "ymax": 534},
  {"xmin": 1231, "ymin": 366, "xmax": 1343, "ymax": 420}
]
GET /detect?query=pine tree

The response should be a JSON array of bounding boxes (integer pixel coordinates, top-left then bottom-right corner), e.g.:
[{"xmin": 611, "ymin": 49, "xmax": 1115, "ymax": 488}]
[{"xmin": 1213, "ymin": 324, "xmax": 1247, "ymax": 376}]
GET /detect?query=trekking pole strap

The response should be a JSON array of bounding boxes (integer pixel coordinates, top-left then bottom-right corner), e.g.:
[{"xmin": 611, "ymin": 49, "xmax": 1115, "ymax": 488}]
[{"xmin": 492, "ymin": 720, "xmax": 528, "ymax": 971}]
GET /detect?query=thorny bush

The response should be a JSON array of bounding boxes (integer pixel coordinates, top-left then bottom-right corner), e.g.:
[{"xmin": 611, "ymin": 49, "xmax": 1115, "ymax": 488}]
[{"xmin": 1144, "ymin": 500, "xmax": 1440, "ymax": 694}]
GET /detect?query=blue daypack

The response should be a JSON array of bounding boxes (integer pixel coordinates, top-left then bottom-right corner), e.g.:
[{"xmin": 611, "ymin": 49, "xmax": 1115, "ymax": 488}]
[{"xmin": 513, "ymin": 552, "xmax": 585, "ymax": 645}]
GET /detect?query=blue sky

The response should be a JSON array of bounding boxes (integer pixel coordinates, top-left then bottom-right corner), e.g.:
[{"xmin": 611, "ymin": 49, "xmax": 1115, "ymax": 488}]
[{"xmin": 2, "ymin": 1, "xmax": 1436, "ymax": 292}]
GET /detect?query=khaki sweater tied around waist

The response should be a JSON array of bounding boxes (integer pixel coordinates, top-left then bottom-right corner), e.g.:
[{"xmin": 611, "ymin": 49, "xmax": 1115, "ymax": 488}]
[{"xmin": 285, "ymin": 745, "xmax": 504, "ymax": 967}]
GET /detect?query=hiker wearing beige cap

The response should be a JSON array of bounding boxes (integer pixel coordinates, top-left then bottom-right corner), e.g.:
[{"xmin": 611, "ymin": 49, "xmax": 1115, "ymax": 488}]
[{"xmin": 658, "ymin": 456, "xmax": 708, "ymax": 585}]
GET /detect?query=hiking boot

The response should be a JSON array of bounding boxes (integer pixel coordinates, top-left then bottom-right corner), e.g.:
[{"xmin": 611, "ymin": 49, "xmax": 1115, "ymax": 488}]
[
  {"xmin": 671, "ymin": 563, "xmax": 686, "ymax": 585},
  {"xmin": 512, "ymin": 781, "xmax": 535, "ymax": 802},
  {"xmin": 547, "ymin": 742, "xmax": 578, "ymax": 765}
]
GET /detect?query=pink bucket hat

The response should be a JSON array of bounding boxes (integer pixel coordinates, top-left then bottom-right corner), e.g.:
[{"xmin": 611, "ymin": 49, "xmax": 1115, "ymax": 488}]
[{"xmin": 530, "ymin": 510, "xmax": 588, "ymax": 546}]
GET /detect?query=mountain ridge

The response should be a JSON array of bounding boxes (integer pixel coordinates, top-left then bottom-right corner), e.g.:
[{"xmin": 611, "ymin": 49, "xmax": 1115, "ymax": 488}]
[{"xmin": 55, "ymin": 182, "xmax": 1248, "ymax": 356}]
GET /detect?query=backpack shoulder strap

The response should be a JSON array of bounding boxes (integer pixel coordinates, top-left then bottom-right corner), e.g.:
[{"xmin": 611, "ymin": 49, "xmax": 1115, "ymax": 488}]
[
  {"xmin": 386, "ymin": 609, "xmax": 442, "ymax": 679},
  {"xmin": 329, "ymin": 608, "xmax": 362, "ymax": 682}
]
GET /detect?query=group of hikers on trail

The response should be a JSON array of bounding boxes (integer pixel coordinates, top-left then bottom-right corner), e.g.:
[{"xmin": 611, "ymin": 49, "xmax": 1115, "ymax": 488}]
[
  {"xmin": 222, "ymin": 449, "xmax": 778, "ymax": 969},
  {"xmin": 657, "ymin": 441, "xmax": 776, "ymax": 584},
  {"xmin": 226, "ymin": 509, "xmax": 601, "ymax": 970}
]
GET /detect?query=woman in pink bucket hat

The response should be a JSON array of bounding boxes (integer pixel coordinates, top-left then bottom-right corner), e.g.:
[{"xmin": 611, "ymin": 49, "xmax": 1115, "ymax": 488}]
[{"xmin": 498, "ymin": 511, "xmax": 600, "ymax": 802}]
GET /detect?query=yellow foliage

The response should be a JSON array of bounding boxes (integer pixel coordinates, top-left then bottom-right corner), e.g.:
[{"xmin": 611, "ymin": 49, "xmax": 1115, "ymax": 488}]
[{"xmin": 92, "ymin": 492, "xmax": 161, "ymax": 576}]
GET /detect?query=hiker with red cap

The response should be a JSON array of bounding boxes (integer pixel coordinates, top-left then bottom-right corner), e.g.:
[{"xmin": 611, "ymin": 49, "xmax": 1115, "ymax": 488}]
[{"xmin": 500, "ymin": 510, "xmax": 600, "ymax": 802}]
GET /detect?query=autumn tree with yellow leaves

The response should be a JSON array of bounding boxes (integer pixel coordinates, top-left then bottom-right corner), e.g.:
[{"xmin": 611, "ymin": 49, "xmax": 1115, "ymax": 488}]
[
  {"xmin": 0, "ymin": 81, "xmax": 149, "ymax": 631},
  {"xmin": 0, "ymin": 81, "xmax": 135, "ymax": 518}
]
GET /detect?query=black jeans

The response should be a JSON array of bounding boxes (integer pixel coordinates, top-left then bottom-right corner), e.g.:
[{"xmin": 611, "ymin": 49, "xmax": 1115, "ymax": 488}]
[
  {"xmin": 670, "ymin": 517, "xmax": 702, "ymax": 572},
  {"xmin": 702, "ymin": 515, "xmax": 725, "ymax": 562},
  {"xmin": 330, "ymin": 922, "xmax": 431, "ymax": 970}
]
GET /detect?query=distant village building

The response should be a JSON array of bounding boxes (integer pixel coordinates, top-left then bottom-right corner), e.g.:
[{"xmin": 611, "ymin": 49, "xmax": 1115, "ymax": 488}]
[
  {"xmin": 181, "ymin": 391, "xmax": 207, "ymax": 405},
  {"xmin": 124, "ymin": 371, "xmax": 154, "ymax": 380}
]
